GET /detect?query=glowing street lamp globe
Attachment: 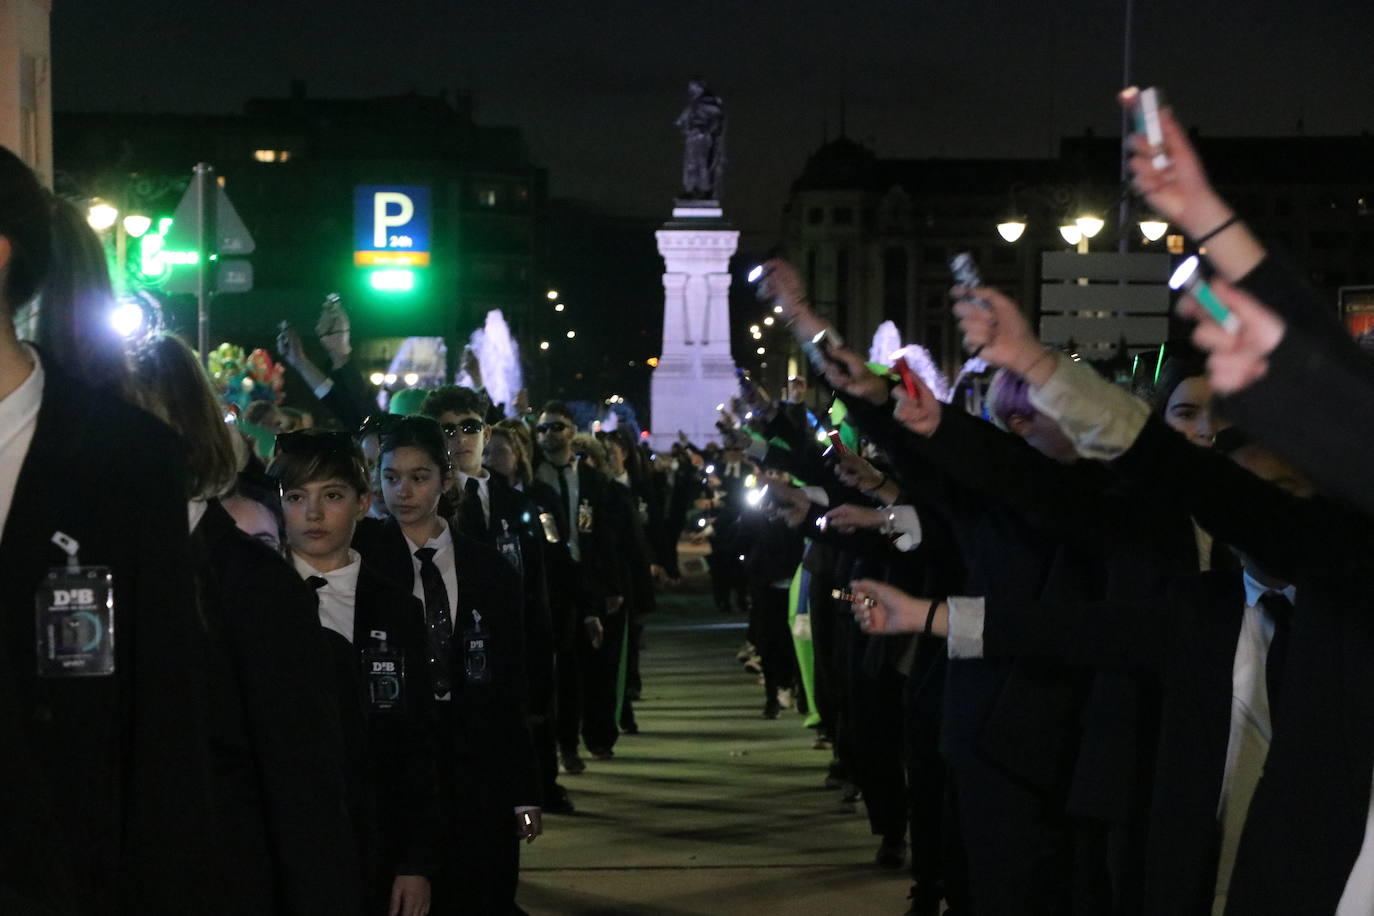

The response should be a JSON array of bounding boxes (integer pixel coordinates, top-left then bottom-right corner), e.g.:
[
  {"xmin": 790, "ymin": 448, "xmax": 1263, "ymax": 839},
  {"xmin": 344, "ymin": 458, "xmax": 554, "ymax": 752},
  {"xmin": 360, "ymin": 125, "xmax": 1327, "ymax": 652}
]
[
  {"xmin": 1075, "ymin": 215, "xmax": 1105, "ymax": 239},
  {"xmin": 1059, "ymin": 224, "xmax": 1084, "ymax": 246},
  {"xmin": 87, "ymin": 202, "xmax": 119, "ymax": 232},
  {"xmin": 1139, "ymin": 219, "xmax": 1169, "ymax": 242},
  {"xmin": 996, "ymin": 219, "xmax": 1027, "ymax": 243}
]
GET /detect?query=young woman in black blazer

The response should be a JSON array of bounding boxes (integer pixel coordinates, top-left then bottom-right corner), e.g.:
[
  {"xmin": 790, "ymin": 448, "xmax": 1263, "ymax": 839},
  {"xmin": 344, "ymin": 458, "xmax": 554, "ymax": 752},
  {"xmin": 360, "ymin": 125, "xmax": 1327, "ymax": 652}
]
[{"xmin": 352, "ymin": 415, "xmax": 541, "ymax": 916}]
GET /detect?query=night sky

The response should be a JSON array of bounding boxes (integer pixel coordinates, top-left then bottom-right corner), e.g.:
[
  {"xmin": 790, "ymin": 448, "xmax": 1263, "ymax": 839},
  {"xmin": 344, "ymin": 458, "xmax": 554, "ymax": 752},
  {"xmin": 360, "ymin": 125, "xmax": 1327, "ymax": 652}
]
[{"xmin": 52, "ymin": 0, "xmax": 1374, "ymax": 244}]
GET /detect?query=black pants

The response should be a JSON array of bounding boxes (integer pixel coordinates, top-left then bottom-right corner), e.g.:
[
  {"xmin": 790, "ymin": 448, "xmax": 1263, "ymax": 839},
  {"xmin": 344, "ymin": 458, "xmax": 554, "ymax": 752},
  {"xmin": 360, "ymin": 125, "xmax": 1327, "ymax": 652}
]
[
  {"xmin": 555, "ymin": 644, "xmax": 583, "ymax": 755},
  {"xmin": 950, "ymin": 759, "xmax": 1074, "ymax": 916},
  {"xmin": 709, "ymin": 548, "xmax": 747, "ymax": 613},
  {"xmin": 807, "ymin": 566, "xmax": 840, "ymax": 736},
  {"xmin": 852, "ymin": 656, "xmax": 908, "ymax": 841},
  {"xmin": 577, "ymin": 610, "xmax": 626, "ymax": 752},
  {"xmin": 750, "ymin": 584, "xmax": 797, "ymax": 702}
]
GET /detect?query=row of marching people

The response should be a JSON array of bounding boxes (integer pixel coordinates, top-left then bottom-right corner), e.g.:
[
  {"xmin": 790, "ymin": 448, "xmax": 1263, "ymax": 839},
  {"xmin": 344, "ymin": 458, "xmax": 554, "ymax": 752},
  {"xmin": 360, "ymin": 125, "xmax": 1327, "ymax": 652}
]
[
  {"xmin": 0, "ymin": 140, "xmax": 669, "ymax": 914},
  {"xmin": 686, "ymin": 88, "xmax": 1374, "ymax": 916}
]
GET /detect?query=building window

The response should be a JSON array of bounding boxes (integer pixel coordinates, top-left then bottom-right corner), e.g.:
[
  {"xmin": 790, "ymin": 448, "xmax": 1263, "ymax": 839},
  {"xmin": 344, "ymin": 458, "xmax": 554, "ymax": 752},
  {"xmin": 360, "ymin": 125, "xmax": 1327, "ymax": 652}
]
[
  {"xmin": 253, "ymin": 149, "xmax": 291, "ymax": 163},
  {"xmin": 475, "ymin": 185, "xmax": 499, "ymax": 207},
  {"xmin": 833, "ymin": 207, "xmax": 854, "ymax": 225},
  {"xmin": 807, "ymin": 206, "xmax": 824, "ymax": 225}
]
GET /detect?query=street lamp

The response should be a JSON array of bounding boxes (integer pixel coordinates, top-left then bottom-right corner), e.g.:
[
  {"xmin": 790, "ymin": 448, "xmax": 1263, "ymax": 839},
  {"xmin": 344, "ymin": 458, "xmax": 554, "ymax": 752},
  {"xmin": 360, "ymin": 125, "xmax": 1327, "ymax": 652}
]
[
  {"xmin": 546, "ymin": 290, "xmax": 559, "ymax": 300},
  {"xmin": 1138, "ymin": 219, "xmax": 1169, "ymax": 242},
  {"xmin": 122, "ymin": 214, "xmax": 152, "ymax": 238},
  {"xmin": 1059, "ymin": 224, "xmax": 1084, "ymax": 246},
  {"xmin": 1075, "ymin": 215, "xmax": 1105, "ymax": 240},
  {"xmin": 86, "ymin": 201, "xmax": 119, "ymax": 231},
  {"xmin": 539, "ymin": 340, "xmax": 550, "ymax": 350},
  {"xmin": 996, "ymin": 217, "xmax": 1027, "ymax": 243}
]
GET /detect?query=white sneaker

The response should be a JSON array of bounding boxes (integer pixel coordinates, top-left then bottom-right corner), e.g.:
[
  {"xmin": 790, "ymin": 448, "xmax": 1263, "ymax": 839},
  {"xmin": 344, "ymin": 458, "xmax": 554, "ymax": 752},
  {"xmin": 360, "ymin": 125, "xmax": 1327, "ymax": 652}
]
[{"xmin": 777, "ymin": 688, "xmax": 794, "ymax": 710}]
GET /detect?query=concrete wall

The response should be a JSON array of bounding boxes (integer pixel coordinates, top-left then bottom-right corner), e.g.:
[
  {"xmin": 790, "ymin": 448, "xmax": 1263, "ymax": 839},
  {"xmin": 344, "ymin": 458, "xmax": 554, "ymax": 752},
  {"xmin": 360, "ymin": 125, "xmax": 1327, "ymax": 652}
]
[{"xmin": 0, "ymin": 0, "xmax": 52, "ymax": 185}]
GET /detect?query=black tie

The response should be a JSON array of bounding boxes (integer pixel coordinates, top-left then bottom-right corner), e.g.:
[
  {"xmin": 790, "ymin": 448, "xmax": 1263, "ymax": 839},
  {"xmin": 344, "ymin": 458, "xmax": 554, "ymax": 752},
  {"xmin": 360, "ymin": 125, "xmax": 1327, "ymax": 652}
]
[
  {"xmin": 306, "ymin": 575, "xmax": 328, "ymax": 592},
  {"xmin": 414, "ymin": 547, "xmax": 454, "ymax": 696},
  {"xmin": 1259, "ymin": 590, "xmax": 1295, "ymax": 716},
  {"xmin": 462, "ymin": 477, "xmax": 488, "ymax": 540},
  {"xmin": 556, "ymin": 464, "xmax": 573, "ymax": 539}
]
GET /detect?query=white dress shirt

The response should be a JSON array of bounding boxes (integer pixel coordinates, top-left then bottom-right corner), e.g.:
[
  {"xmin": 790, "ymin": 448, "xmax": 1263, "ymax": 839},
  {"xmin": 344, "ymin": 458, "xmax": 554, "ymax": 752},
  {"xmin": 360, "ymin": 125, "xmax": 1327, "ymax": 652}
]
[
  {"xmin": 293, "ymin": 549, "xmax": 362, "ymax": 644},
  {"xmin": 1213, "ymin": 573, "xmax": 1293, "ymax": 911},
  {"xmin": 0, "ymin": 345, "xmax": 44, "ymax": 544},
  {"xmin": 404, "ymin": 523, "xmax": 459, "ymax": 628}
]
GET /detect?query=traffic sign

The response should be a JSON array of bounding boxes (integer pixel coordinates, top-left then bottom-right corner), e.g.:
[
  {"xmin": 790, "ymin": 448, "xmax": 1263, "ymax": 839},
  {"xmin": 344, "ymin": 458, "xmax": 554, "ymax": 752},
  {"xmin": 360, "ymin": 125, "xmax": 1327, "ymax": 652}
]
[
  {"xmin": 163, "ymin": 181, "xmax": 255, "ymax": 255},
  {"xmin": 354, "ymin": 185, "xmax": 431, "ymax": 267}
]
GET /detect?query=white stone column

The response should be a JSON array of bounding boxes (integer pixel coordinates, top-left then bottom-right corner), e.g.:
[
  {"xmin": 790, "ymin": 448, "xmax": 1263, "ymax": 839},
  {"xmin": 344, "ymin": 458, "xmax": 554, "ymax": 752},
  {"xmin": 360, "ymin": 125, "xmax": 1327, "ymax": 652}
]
[{"xmin": 649, "ymin": 210, "xmax": 739, "ymax": 450}]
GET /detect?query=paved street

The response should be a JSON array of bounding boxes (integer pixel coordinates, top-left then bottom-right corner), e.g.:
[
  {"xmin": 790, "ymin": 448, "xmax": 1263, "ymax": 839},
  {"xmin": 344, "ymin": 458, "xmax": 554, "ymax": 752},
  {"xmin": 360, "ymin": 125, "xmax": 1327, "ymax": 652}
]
[{"xmin": 520, "ymin": 556, "xmax": 909, "ymax": 915}]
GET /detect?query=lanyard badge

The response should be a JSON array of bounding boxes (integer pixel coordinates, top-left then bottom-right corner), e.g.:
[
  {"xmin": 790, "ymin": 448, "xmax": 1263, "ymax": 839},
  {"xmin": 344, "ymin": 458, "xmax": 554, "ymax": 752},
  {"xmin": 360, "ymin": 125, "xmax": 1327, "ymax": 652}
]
[
  {"xmin": 36, "ymin": 532, "xmax": 115, "ymax": 678},
  {"xmin": 538, "ymin": 512, "xmax": 560, "ymax": 544},
  {"xmin": 496, "ymin": 519, "xmax": 523, "ymax": 574},
  {"xmin": 577, "ymin": 499, "xmax": 594, "ymax": 534},
  {"xmin": 461, "ymin": 610, "xmax": 491, "ymax": 685},
  {"xmin": 361, "ymin": 630, "xmax": 405, "ymax": 712}
]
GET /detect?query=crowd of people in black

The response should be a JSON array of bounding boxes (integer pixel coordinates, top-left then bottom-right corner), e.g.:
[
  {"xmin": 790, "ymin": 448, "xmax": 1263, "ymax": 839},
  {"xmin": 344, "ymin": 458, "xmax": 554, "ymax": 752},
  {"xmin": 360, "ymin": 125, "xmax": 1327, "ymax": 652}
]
[{"xmin": 6, "ymin": 84, "xmax": 1374, "ymax": 916}]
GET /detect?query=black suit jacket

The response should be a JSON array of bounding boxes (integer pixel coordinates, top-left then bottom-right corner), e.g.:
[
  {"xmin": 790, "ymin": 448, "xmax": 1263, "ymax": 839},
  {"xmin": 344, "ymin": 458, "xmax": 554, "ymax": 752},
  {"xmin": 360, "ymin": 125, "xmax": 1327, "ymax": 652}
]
[
  {"xmin": 532, "ymin": 457, "xmax": 624, "ymax": 614},
  {"xmin": 0, "ymin": 359, "xmax": 214, "ymax": 914},
  {"xmin": 193, "ymin": 500, "xmax": 362, "ymax": 916},
  {"xmin": 348, "ymin": 564, "xmax": 443, "ymax": 889},
  {"xmin": 453, "ymin": 474, "xmax": 555, "ymax": 711},
  {"xmin": 352, "ymin": 517, "xmax": 540, "ymax": 808},
  {"xmin": 981, "ymin": 569, "xmax": 1246, "ymax": 915},
  {"xmin": 1112, "ymin": 416, "xmax": 1374, "ymax": 914}
]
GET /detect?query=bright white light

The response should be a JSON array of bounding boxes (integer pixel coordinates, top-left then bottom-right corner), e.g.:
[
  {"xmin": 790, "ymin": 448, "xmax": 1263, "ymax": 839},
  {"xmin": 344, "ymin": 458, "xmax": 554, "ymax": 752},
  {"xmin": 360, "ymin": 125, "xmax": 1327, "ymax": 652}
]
[
  {"xmin": 1059, "ymin": 224, "xmax": 1084, "ymax": 245},
  {"xmin": 773, "ymin": 305, "xmax": 784, "ymax": 314},
  {"xmin": 1169, "ymin": 256, "xmax": 1201, "ymax": 290},
  {"xmin": 122, "ymin": 214, "xmax": 152, "ymax": 238},
  {"xmin": 1076, "ymin": 215, "xmax": 1105, "ymax": 239},
  {"xmin": 816, "ymin": 430, "xmax": 828, "ymax": 442},
  {"xmin": 698, "ymin": 518, "xmax": 707, "ymax": 528},
  {"xmin": 745, "ymin": 489, "xmax": 764, "ymax": 508},
  {"xmin": 384, "ymin": 373, "xmax": 398, "ymax": 385},
  {"xmin": 87, "ymin": 202, "xmax": 119, "ymax": 232},
  {"xmin": 539, "ymin": 340, "xmax": 550, "ymax": 350},
  {"xmin": 705, "ymin": 465, "xmax": 716, "ymax": 474},
  {"xmin": 997, "ymin": 220, "xmax": 1027, "ymax": 243},
  {"xmin": 763, "ymin": 316, "xmax": 775, "ymax": 326},
  {"xmin": 369, "ymin": 372, "xmax": 385, "ymax": 385},
  {"xmin": 749, "ymin": 324, "xmax": 760, "ymax": 334},
  {"xmin": 546, "ymin": 290, "xmax": 559, "ymax": 300},
  {"xmin": 1139, "ymin": 219, "xmax": 1169, "ymax": 242},
  {"xmin": 756, "ymin": 346, "xmax": 765, "ymax": 355},
  {"xmin": 109, "ymin": 302, "xmax": 144, "ymax": 338},
  {"xmin": 404, "ymin": 372, "xmax": 420, "ymax": 386},
  {"xmin": 566, "ymin": 330, "xmax": 576, "ymax": 339},
  {"xmin": 715, "ymin": 403, "xmax": 726, "ymax": 411},
  {"xmin": 554, "ymin": 303, "xmax": 565, "ymax": 312},
  {"xmin": 747, "ymin": 265, "xmax": 764, "ymax": 282},
  {"xmin": 744, "ymin": 474, "xmax": 757, "ymax": 488}
]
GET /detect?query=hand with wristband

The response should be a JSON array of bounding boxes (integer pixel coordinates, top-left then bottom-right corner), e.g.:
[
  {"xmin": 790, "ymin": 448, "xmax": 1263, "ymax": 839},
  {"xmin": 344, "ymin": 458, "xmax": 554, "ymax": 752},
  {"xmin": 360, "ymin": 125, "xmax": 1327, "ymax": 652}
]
[{"xmin": 847, "ymin": 578, "xmax": 949, "ymax": 637}]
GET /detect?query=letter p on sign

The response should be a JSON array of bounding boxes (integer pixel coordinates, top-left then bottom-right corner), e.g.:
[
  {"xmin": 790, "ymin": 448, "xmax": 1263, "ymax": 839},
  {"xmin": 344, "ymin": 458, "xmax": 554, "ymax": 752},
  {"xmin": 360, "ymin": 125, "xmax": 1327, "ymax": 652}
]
[{"xmin": 373, "ymin": 192, "xmax": 414, "ymax": 248}]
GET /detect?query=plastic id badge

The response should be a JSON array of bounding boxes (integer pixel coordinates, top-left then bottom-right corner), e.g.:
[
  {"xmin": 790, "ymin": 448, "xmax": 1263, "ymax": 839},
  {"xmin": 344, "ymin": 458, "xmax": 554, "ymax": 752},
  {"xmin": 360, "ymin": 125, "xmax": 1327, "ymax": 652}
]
[
  {"xmin": 577, "ymin": 499, "xmax": 594, "ymax": 534},
  {"xmin": 461, "ymin": 627, "xmax": 491, "ymax": 685},
  {"xmin": 538, "ymin": 512, "xmax": 560, "ymax": 544},
  {"xmin": 496, "ymin": 520, "xmax": 523, "ymax": 573},
  {"xmin": 361, "ymin": 647, "xmax": 405, "ymax": 712},
  {"xmin": 36, "ymin": 566, "xmax": 115, "ymax": 677}
]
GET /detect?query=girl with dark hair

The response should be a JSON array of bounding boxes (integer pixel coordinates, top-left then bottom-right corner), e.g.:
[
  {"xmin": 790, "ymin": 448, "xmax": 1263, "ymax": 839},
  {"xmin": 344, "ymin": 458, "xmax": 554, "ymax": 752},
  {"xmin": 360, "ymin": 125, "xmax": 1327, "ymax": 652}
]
[
  {"xmin": 1150, "ymin": 352, "xmax": 1217, "ymax": 447},
  {"xmin": 352, "ymin": 415, "xmax": 542, "ymax": 916},
  {"xmin": 30, "ymin": 197, "xmax": 131, "ymax": 397},
  {"xmin": 128, "ymin": 331, "xmax": 364, "ymax": 915}
]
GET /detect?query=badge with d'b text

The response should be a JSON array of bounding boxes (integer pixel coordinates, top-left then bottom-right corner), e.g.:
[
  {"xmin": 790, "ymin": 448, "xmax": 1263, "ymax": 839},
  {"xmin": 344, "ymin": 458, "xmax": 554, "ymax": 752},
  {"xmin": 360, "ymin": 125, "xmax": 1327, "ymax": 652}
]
[
  {"xmin": 36, "ymin": 566, "xmax": 115, "ymax": 677},
  {"xmin": 496, "ymin": 520, "xmax": 523, "ymax": 574},
  {"xmin": 461, "ymin": 621, "xmax": 491, "ymax": 685},
  {"xmin": 361, "ymin": 645, "xmax": 405, "ymax": 712}
]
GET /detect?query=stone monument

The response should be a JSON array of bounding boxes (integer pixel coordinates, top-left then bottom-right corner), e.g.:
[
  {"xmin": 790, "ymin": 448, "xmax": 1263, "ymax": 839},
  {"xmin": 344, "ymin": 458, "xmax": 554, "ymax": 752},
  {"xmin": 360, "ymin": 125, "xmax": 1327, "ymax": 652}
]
[{"xmin": 649, "ymin": 79, "xmax": 739, "ymax": 450}]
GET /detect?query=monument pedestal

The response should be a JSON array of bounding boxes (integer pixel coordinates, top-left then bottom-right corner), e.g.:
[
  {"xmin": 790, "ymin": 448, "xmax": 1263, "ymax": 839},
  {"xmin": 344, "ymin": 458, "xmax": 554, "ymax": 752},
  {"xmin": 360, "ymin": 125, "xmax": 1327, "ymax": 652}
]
[{"xmin": 649, "ymin": 202, "xmax": 739, "ymax": 451}]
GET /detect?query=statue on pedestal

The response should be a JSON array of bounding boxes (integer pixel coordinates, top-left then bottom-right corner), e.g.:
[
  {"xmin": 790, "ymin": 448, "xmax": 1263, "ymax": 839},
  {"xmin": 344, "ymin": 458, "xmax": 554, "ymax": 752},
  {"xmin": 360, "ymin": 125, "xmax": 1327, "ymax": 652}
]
[{"xmin": 675, "ymin": 78, "xmax": 725, "ymax": 200}]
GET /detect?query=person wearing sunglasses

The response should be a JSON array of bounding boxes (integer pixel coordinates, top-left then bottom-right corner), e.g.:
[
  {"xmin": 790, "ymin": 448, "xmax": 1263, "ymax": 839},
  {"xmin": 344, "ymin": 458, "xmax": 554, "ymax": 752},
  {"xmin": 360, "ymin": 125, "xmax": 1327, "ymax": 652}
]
[
  {"xmin": 422, "ymin": 386, "xmax": 556, "ymax": 912},
  {"xmin": 531, "ymin": 401, "xmax": 626, "ymax": 772}
]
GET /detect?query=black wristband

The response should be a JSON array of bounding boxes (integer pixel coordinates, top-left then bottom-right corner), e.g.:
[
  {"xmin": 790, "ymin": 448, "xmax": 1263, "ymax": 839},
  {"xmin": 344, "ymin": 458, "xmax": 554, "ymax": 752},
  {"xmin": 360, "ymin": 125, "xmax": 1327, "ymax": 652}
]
[
  {"xmin": 923, "ymin": 597, "xmax": 946, "ymax": 636},
  {"xmin": 1196, "ymin": 214, "xmax": 1240, "ymax": 245}
]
